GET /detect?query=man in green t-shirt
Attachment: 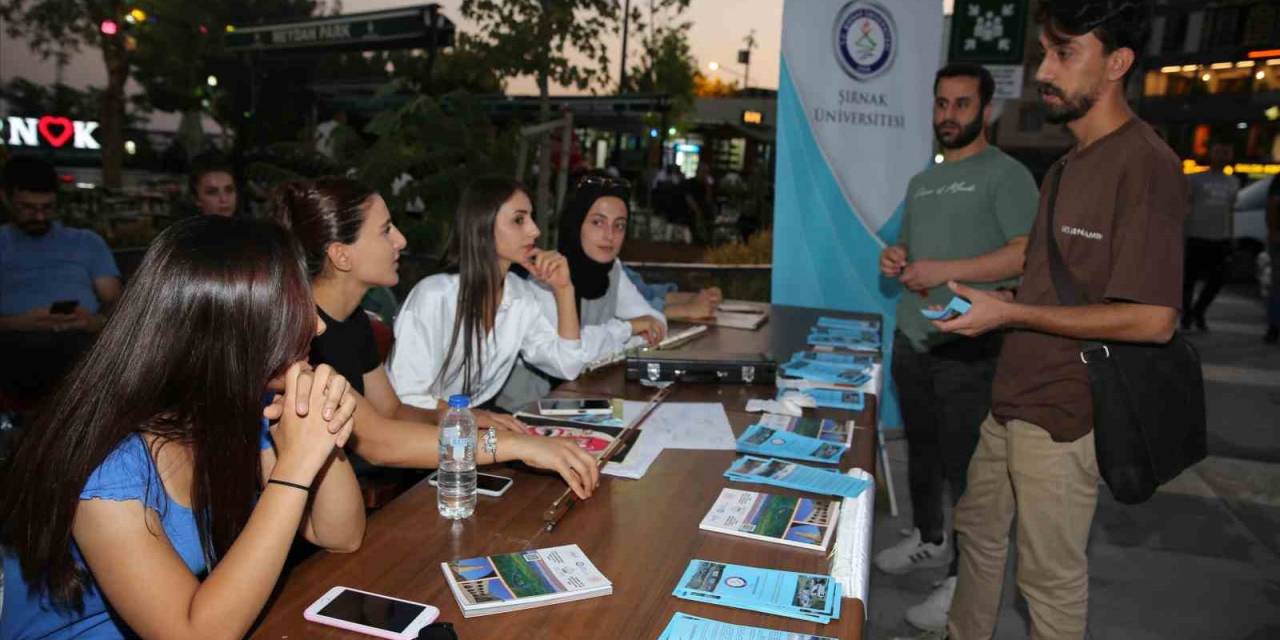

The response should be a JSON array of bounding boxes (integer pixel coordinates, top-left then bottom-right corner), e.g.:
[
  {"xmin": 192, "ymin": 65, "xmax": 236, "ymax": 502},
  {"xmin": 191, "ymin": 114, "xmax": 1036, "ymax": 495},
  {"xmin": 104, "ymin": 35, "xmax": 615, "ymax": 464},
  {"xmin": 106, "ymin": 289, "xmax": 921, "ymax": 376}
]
[{"xmin": 874, "ymin": 62, "xmax": 1038, "ymax": 633}]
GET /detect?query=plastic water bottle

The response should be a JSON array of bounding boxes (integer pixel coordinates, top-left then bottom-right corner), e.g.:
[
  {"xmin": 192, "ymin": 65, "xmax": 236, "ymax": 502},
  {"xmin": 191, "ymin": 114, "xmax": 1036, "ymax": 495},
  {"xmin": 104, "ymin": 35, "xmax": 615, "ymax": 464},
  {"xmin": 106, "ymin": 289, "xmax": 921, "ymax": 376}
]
[{"xmin": 437, "ymin": 394, "xmax": 477, "ymax": 519}]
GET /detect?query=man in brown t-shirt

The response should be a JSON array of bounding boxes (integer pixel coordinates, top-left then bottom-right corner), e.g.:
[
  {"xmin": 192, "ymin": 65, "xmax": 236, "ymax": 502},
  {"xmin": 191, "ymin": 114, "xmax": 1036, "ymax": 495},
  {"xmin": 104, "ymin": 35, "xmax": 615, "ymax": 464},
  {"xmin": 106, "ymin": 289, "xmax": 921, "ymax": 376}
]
[{"xmin": 930, "ymin": 2, "xmax": 1186, "ymax": 638}]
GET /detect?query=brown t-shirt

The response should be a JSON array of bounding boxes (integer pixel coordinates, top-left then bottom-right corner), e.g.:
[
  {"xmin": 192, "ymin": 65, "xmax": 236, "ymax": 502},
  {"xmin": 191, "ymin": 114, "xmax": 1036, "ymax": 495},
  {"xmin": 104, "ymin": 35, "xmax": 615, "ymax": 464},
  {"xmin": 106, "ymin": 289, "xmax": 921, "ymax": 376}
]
[{"xmin": 991, "ymin": 119, "xmax": 1188, "ymax": 442}]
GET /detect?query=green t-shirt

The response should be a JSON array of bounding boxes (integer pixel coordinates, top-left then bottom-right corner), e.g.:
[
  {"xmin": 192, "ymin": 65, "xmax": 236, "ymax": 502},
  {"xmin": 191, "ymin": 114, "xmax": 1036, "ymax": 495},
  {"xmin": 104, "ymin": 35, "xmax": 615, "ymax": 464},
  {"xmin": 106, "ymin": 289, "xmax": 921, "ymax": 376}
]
[{"xmin": 893, "ymin": 146, "xmax": 1038, "ymax": 351}]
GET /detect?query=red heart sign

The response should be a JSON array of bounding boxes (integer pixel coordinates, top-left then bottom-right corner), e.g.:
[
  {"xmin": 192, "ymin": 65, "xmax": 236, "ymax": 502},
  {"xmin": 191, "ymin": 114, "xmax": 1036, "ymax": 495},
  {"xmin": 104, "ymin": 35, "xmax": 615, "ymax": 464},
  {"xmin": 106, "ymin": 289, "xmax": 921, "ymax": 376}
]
[{"xmin": 38, "ymin": 116, "xmax": 74, "ymax": 148}]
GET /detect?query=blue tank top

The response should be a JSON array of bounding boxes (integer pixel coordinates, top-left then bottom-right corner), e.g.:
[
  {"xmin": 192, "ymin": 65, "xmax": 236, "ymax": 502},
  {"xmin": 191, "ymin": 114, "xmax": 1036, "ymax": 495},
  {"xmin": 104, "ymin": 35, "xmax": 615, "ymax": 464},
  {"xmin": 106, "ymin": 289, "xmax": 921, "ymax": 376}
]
[{"xmin": 1, "ymin": 425, "xmax": 272, "ymax": 639}]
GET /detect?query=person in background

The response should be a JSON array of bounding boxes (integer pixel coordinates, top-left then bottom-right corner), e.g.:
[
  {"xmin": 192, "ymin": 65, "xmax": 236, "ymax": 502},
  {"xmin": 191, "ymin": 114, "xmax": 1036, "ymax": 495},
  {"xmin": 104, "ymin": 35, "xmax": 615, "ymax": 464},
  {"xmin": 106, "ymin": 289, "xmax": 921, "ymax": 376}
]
[
  {"xmin": 0, "ymin": 155, "xmax": 122, "ymax": 400},
  {"xmin": 876, "ymin": 62, "xmax": 1039, "ymax": 634},
  {"xmin": 189, "ymin": 152, "xmax": 238, "ymax": 217},
  {"xmin": 270, "ymin": 177, "xmax": 599, "ymax": 498},
  {"xmin": 1266, "ymin": 173, "xmax": 1280, "ymax": 344},
  {"xmin": 1181, "ymin": 142, "xmax": 1239, "ymax": 331},
  {"xmin": 495, "ymin": 174, "xmax": 666, "ymax": 411},
  {"xmin": 0, "ymin": 216, "xmax": 365, "ymax": 639},
  {"xmin": 387, "ymin": 177, "xmax": 600, "ymax": 497},
  {"xmin": 683, "ymin": 161, "xmax": 716, "ymax": 244},
  {"xmin": 935, "ymin": 2, "xmax": 1184, "ymax": 637}
]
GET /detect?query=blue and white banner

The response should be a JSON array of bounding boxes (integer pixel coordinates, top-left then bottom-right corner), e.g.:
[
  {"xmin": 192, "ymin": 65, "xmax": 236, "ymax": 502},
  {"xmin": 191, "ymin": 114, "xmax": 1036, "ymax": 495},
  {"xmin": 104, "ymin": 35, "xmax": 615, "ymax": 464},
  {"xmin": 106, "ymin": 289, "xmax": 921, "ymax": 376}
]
[{"xmin": 772, "ymin": 0, "xmax": 943, "ymax": 427}]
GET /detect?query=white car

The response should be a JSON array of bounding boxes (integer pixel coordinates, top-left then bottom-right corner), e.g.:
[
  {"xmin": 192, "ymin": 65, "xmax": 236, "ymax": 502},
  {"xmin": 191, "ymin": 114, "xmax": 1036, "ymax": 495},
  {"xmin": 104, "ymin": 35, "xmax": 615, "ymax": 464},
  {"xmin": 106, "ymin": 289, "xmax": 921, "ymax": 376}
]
[{"xmin": 1231, "ymin": 175, "xmax": 1273, "ymax": 290}]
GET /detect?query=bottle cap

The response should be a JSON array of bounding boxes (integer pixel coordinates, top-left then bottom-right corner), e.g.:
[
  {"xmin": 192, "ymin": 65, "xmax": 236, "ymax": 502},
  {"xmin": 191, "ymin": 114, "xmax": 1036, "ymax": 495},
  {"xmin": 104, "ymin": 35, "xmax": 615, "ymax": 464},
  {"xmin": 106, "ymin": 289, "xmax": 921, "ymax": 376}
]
[{"xmin": 447, "ymin": 394, "xmax": 470, "ymax": 409}]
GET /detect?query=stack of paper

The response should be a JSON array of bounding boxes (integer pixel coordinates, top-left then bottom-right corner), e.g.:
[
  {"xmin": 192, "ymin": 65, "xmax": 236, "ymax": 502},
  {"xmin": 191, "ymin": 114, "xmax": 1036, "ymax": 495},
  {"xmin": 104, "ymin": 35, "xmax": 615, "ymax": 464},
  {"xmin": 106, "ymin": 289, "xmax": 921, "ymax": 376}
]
[
  {"xmin": 708, "ymin": 300, "xmax": 770, "ymax": 330},
  {"xmin": 806, "ymin": 317, "xmax": 881, "ymax": 352},
  {"xmin": 699, "ymin": 488, "xmax": 840, "ymax": 552},
  {"xmin": 736, "ymin": 424, "xmax": 847, "ymax": 464},
  {"xmin": 657, "ymin": 612, "xmax": 838, "ymax": 640},
  {"xmin": 672, "ymin": 559, "xmax": 843, "ymax": 624},
  {"xmin": 756, "ymin": 413, "xmax": 854, "ymax": 447},
  {"xmin": 725, "ymin": 456, "xmax": 872, "ymax": 499},
  {"xmin": 440, "ymin": 544, "xmax": 611, "ymax": 617}
]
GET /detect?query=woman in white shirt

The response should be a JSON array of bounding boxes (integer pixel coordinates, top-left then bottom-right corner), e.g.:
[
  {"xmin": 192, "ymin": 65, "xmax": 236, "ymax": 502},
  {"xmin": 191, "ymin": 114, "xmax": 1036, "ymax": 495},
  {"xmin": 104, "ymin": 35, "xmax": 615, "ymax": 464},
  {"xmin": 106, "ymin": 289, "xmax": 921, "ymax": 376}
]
[
  {"xmin": 388, "ymin": 177, "xmax": 589, "ymax": 435},
  {"xmin": 495, "ymin": 174, "xmax": 667, "ymax": 411}
]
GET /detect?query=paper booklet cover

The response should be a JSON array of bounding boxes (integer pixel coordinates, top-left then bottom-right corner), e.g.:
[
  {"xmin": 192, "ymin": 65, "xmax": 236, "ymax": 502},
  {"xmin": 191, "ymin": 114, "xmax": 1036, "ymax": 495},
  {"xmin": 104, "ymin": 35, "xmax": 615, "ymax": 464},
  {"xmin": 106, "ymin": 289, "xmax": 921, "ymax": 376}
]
[
  {"xmin": 441, "ymin": 544, "xmax": 612, "ymax": 617},
  {"xmin": 699, "ymin": 488, "xmax": 840, "ymax": 552}
]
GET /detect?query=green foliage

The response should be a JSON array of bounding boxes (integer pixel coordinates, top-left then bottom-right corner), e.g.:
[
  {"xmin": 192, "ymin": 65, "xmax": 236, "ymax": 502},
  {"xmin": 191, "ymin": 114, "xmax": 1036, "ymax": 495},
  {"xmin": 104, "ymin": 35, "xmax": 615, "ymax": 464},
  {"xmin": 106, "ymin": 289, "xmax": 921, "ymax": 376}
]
[
  {"xmin": 245, "ymin": 88, "xmax": 517, "ymax": 263},
  {"xmin": 0, "ymin": 78, "xmax": 148, "ymax": 127},
  {"xmin": 460, "ymin": 0, "xmax": 619, "ymax": 95}
]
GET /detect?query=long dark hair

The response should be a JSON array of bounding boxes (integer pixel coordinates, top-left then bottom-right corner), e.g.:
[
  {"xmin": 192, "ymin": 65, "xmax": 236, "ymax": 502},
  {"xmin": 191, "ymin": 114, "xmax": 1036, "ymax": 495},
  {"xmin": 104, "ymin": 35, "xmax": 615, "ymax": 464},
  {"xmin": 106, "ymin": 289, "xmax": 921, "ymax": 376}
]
[
  {"xmin": 434, "ymin": 176, "xmax": 527, "ymax": 396},
  {"xmin": 267, "ymin": 177, "xmax": 376, "ymax": 277},
  {"xmin": 0, "ymin": 216, "xmax": 316, "ymax": 610},
  {"xmin": 557, "ymin": 176, "xmax": 631, "ymax": 302}
]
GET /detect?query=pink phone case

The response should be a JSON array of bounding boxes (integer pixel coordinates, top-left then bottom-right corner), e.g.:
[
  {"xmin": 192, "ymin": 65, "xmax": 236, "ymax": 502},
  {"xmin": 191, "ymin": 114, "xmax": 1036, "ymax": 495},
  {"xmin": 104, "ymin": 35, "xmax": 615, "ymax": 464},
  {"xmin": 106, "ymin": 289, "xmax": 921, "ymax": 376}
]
[{"xmin": 303, "ymin": 586, "xmax": 440, "ymax": 640}]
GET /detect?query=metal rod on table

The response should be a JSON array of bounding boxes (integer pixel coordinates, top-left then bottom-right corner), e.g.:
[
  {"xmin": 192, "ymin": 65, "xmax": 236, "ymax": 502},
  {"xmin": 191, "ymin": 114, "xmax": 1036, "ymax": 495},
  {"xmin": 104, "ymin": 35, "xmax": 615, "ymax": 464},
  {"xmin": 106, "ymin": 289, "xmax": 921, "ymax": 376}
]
[{"xmin": 542, "ymin": 384, "xmax": 675, "ymax": 531}]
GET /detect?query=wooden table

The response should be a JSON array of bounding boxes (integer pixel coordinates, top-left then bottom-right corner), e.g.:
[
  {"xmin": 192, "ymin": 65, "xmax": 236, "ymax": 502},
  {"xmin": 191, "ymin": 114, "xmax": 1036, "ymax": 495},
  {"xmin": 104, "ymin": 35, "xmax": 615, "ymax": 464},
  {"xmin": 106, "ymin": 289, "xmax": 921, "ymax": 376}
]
[{"xmin": 252, "ymin": 305, "xmax": 880, "ymax": 640}]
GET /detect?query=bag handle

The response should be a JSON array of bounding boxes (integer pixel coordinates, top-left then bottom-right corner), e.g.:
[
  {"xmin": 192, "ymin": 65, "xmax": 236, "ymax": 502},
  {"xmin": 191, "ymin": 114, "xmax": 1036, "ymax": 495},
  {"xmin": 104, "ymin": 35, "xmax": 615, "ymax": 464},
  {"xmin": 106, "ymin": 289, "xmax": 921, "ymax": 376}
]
[{"xmin": 1042, "ymin": 158, "xmax": 1109, "ymax": 361}]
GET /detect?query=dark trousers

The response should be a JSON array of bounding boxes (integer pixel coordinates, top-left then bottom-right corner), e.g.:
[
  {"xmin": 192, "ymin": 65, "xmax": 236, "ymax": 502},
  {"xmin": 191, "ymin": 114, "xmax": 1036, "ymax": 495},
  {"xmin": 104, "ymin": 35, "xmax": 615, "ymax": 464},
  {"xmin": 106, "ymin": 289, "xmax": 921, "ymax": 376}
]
[
  {"xmin": 891, "ymin": 330, "xmax": 1001, "ymax": 575},
  {"xmin": 1182, "ymin": 238, "xmax": 1231, "ymax": 320}
]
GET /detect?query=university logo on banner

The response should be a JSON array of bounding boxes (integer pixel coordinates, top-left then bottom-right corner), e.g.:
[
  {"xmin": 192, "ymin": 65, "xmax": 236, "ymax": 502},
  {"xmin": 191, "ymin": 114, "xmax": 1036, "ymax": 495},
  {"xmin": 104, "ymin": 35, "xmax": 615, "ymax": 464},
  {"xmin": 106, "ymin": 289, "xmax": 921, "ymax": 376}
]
[{"xmin": 834, "ymin": 0, "xmax": 897, "ymax": 82}]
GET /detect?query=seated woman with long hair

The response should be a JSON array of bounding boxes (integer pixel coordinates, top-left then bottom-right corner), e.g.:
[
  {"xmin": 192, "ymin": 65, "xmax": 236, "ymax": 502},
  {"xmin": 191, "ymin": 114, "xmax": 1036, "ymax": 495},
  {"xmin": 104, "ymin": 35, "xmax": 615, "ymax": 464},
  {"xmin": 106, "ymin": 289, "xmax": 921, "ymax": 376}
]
[
  {"xmin": 386, "ymin": 177, "xmax": 599, "ymax": 496},
  {"xmin": 495, "ymin": 174, "xmax": 667, "ymax": 411},
  {"xmin": 269, "ymin": 177, "xmax": 598, "ymax": 499},
  {"xmin": 0, "ymin": 216, "xmax": 365, "ymax": 639}
]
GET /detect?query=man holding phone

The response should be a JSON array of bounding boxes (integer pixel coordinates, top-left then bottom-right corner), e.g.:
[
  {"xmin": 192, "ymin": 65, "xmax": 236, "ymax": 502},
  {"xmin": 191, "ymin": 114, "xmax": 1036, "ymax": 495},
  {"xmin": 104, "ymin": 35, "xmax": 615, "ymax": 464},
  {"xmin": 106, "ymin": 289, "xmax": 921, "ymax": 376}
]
[
  {"xmin": 874, "ymin": 64, "xmax": 1038, "ymax": 632},
  {"xmin": 0, "ymin": 156, "xmax": 122, "ymax": 400}
]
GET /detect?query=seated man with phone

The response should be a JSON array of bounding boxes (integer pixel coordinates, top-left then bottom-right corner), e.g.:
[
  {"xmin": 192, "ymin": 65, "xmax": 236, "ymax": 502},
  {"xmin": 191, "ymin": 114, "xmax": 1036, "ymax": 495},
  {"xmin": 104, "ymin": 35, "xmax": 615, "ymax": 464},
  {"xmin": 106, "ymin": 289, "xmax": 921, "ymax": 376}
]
[{"xmin": 0, "ymin": 156, "xmax": 122, "ymax": 401}]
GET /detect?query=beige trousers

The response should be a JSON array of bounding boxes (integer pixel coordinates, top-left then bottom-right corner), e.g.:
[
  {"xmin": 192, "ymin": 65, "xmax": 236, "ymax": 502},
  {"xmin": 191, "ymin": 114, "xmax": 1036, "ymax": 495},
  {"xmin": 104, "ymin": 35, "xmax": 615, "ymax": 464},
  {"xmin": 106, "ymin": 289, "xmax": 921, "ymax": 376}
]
[{"xmin": 947, "ymin": 414, "xmax": 1100, "ymax": 640}]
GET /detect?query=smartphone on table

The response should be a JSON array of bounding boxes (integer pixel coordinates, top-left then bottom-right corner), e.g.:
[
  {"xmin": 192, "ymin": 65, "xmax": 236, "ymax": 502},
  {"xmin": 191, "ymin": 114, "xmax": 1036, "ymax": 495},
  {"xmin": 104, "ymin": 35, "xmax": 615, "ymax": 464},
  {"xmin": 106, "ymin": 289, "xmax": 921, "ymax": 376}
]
[
  {"xmin": 49, "ymin": 299, "xmax": 78, "ymax": 315},
  {"xmin": 537, "ymin": 397, "xmax": 612, "ymax": 416},
  {"xmin": 304, "ymin": 586, "xmax": 439, "ymax": 639},
  {"xmin": 427, "ymin": 470, "xmax": 514, "ymax": 497}
]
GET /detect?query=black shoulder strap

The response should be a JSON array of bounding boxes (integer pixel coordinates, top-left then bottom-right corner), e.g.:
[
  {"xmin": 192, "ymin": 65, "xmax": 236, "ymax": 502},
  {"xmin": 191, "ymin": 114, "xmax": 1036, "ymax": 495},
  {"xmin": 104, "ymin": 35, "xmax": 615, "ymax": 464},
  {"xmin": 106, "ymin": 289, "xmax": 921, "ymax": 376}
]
[
  {"xmin": 1043, "ymin": 158, "xmax": 1080, "ymax": 306},
  {"xmin": 1043, "ymin": 157, "xmax": 1109, "ymax": 358}
]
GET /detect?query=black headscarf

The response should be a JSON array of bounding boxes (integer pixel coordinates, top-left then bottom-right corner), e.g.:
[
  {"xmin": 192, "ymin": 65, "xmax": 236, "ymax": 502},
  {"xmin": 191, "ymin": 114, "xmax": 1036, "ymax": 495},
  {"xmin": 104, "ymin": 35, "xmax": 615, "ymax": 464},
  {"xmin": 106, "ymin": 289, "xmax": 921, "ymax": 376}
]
[{"xmin": 557, "ymin": 179, "xmax": 631, "ymax": 301}]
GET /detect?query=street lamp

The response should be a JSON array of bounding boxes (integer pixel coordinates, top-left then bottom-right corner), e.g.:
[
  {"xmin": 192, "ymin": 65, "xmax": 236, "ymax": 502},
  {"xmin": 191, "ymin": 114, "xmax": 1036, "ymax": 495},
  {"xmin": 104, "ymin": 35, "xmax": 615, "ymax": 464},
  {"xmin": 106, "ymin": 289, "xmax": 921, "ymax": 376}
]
[
  {"xmin": 206, "ymin": 75, "xmax": 218, "ymax": 88},
  {"xmin": 707, "ymin": 61, "xmax": 743, "ymax": 78}
]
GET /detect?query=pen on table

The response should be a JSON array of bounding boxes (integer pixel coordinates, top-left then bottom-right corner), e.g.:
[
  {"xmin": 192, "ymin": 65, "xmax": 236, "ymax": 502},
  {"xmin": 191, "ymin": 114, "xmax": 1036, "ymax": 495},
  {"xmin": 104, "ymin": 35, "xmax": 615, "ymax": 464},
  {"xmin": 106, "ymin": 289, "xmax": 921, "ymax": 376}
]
[{"xmin": 542, "ymin": 384, "xmax": 674, "ymax": 531}]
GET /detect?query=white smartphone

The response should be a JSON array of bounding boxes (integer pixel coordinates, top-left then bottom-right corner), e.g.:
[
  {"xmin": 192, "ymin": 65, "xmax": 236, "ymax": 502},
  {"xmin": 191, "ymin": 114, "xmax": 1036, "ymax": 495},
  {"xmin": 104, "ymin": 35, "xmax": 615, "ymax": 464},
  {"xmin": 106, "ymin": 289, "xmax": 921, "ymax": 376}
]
[
  {"xmin": 427, "ymin": 471, "xmax": 514, "ymax": 497},
  {"xmin": 537, "ymin": 397, "xmax": 613, "ymax": 416},
  {"xmin": 303, "ymin": 586, "xmax": 439, "ymax": 640}
]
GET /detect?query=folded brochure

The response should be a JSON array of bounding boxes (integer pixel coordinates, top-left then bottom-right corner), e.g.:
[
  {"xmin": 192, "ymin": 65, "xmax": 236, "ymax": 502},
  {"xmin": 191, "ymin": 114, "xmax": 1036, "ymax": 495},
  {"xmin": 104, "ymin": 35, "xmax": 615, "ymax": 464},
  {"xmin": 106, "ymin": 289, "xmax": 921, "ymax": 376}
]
[
  {"xmin": 725, "ymin": 455, "xmax": 871, "ymax": 499},
  {"xmin": 673, "ymin": 559, "xmax": 842, "ymax": 624},
  {"xmin": 441, "ymin": 544, "xmax": 611, "ymax": 617},
  {"xmin": 657, "ymin": 612, "xmax": 839, "ymax": 640},
  {"xmin": 700, "ymin": 487, "xmax": 840, "ymax": 552},
  {"xmin": 737, "ymin": 423, "xmax": 847, "ymax": 464}
]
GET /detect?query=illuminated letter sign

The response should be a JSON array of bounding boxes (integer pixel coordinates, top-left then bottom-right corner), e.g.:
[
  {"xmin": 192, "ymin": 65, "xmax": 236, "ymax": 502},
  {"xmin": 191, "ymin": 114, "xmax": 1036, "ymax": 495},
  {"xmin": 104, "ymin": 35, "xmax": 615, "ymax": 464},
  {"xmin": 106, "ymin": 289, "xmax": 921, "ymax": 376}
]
[{"xmin": 1, "ymin": 115, "xmax": 101, "ymax": 150}]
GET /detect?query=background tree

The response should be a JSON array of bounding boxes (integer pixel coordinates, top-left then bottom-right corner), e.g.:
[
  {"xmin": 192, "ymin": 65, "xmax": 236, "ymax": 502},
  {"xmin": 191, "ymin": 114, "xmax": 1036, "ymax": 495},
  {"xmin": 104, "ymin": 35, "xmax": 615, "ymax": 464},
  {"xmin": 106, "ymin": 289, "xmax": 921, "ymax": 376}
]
[
  {"xmin": 129, "ymin": 0, "xmax": 319, "ymax": 159},
  {"xmin": 459, "ymin": 0, "xmax": 619, "ymax": 230}
]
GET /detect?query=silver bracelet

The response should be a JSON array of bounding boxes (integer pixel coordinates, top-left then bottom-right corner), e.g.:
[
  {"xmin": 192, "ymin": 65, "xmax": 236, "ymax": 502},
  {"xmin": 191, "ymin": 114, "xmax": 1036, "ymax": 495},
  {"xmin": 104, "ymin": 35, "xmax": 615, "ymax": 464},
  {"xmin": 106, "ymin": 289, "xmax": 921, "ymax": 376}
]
[{"xmin": 482, "ymin": 427, "xmax": 498, "ymax": 464}]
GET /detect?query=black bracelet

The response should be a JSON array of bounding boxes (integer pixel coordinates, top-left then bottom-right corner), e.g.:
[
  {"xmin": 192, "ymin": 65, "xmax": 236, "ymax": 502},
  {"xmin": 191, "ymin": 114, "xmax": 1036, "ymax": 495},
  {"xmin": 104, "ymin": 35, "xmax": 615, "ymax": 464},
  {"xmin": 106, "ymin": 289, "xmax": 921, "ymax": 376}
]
[{"xmin": 267, "ymin": 478, "xmax": 311, "ymax": 493}]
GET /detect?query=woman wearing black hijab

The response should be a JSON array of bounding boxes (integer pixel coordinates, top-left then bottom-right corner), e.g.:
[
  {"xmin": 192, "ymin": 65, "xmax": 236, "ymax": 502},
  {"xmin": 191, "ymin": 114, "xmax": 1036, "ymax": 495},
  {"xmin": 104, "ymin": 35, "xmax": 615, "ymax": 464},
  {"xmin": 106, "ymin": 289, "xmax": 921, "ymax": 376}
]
[{"xmin": 495, "ymin": 175, "xmax": 666, "ymax": 411}]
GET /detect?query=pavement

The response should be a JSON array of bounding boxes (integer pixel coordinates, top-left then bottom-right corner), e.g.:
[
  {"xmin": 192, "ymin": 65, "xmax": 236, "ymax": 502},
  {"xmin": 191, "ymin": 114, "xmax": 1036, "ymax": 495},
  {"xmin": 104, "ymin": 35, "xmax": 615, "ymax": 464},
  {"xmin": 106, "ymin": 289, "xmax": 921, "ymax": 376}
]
[{"xmin": 867, "ymin": 286, "xmax": 1280, "ymax": 640}]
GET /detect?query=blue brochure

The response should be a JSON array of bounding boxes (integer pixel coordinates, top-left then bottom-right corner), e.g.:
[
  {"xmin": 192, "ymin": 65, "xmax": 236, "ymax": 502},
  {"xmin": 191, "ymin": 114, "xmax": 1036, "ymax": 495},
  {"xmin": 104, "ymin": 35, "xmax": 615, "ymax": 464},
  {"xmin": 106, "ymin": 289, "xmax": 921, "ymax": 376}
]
[
  {"xmin": 726, "ymin": 455, "xmax": 871, "ymax": 499},
  {"xmin": 737, "ymin": 424, "xmax": 847, "ymax": 464},
  {"xmin": 657, "ymin": 612, "xmax": 839, "ymax": 640},
  {"xmin": 779, "ymin": 358, "xmax": 872, "ymax": 387},
  {"xmin": 792, "ymin": 350, "xmax": 874, "ymax": 368},
  {"xmin": 806, "ymin": 331, "xmax": 880, "ymax": 351},
  {"xmin": 919, "ymin": 296, "xmax": 972, "ymax": 320},
  {"xmin": 816, "ymin": 316, "xmax": 877, "ymax": 332},
  {"xmin": 673, "ymin": 560, "xmax": 843, "ymax": 624},
  {"xmin": 780, "ymin": 388, "xmax": 866, "ymax": 412}
]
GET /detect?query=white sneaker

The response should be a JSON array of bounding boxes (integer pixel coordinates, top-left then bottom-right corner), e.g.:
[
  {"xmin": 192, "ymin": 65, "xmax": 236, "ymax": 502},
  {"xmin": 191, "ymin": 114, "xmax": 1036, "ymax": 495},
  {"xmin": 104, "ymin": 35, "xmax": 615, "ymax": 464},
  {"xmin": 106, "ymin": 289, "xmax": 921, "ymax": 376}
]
[
  {"xmin": 874, "ymin": 528, "xmax": 949, "ymax": 575},
  {"xmin": 906, "ymin": 576, "xmax": 957, "ymax": 631}
]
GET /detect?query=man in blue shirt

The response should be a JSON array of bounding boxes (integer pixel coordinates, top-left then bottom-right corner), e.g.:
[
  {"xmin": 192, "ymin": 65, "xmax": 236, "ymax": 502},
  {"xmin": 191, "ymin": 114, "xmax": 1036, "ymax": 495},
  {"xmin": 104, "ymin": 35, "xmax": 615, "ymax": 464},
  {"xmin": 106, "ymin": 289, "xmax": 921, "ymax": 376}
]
[{"xmin": 0, "ymin": 156, "xmax": 121, "ymax": 399}]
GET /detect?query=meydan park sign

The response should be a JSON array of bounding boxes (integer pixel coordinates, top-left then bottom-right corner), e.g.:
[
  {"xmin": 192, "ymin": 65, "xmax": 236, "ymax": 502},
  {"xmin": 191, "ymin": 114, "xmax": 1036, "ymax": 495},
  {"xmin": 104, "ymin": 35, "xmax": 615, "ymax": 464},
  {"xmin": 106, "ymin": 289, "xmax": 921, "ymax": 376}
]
[
  {"xmin": 225, "ymin": 4, "xmax": 454, "ymax": 54},
  {"xmin": 1, "ymin": 115, "xmax": 101, "ymax": 150}
]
